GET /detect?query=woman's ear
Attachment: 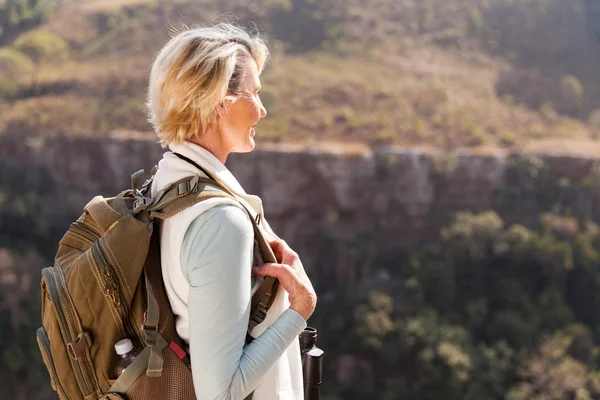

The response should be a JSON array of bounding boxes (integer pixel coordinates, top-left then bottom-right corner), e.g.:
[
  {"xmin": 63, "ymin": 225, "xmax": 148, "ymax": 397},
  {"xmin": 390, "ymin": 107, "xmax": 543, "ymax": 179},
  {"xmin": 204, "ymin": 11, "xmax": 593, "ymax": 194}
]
[
  {"xmin": 215, "ymin": 101, "xmax": 225, "ymax": 118},
  {"xmin": 216, "ymin": 98, "xmax": 230, "ymax": 119}
]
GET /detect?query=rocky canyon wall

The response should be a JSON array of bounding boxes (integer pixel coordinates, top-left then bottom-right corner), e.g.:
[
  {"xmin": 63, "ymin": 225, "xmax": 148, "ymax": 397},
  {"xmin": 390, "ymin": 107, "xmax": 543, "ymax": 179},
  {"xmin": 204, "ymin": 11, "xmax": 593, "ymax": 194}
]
[{"xmin": 3, "ymin": 133, "xmax": 600, "ymax": 289}]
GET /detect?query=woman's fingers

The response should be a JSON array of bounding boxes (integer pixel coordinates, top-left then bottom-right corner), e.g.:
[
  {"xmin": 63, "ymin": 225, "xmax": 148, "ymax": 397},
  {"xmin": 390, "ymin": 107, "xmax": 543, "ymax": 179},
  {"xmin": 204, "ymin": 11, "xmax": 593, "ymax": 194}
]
[
  {"xmin": 268, "ymin": 239, "xmax": 299, "ymax": 267},
  {"xmin": 252, "ymin": 263, "xmax": 303, "ymax": 298},
  {"xmin": 268, "ymin": 239, "xmax": 287, "ymax": 259},
  {"xmin": 252, "ymin": 263, "xmax": 290, "ymax": 278},
  {"xmin": 252, "ymin": 263, "xmax": 298, "ymax": 288},
  {"xmin": 253, "ymin": 260, "xmax": 317, "ymax": 321},
  {"xmin": 268, "ymin": 240, "xmax": 284, "ymax": 262},
  {"xmin": 268, "ymin": 239, "xmax": 282, "ymax": 249}
]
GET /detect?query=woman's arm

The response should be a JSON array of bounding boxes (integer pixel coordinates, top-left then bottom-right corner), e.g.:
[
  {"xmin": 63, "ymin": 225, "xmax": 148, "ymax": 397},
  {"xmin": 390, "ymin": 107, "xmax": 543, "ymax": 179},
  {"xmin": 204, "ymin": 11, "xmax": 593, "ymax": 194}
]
[{"xmin": 181, "ymin": 204, "xmax": 306, "ymax": 400}]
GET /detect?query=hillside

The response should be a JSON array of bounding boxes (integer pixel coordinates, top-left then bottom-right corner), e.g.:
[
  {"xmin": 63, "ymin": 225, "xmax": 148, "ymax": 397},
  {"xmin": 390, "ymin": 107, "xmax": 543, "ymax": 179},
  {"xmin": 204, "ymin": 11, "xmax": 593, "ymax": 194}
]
[{"xmin": 1, "ymin": 0, "xmax": 600, "ymax": 151}]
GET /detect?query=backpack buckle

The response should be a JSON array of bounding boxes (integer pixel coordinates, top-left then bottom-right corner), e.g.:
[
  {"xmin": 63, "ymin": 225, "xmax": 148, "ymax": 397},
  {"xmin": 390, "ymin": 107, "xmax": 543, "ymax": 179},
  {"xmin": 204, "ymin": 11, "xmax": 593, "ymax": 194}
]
[
  {"xmin": 131, "ymin": 169, "xmax": 146, "ymax": 192},
  {"xmin": 135, "ymin": 197, "xmax": 151, "ymax": 206},
  {"xmin": 133, "ymin": 197, "xmax": 153, "ymax": 214},
  {"xmin": 67, "ymin": 331, "xmax": 92, "ymax": 360},
  {"xmin": 144, "ymin": 325, "xmax": 157, "ymax": 342},
  {"xmin": 177, "ymin": 182, "xmax": 191, "ymax": 197},
  {"xmin": 248, "ymin": 305, "xmax": 268, "ymax": 331}
]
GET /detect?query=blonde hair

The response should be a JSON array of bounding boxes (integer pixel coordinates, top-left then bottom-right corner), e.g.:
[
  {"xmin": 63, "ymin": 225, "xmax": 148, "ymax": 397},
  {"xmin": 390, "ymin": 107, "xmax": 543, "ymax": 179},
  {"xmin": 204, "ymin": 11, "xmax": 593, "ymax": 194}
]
[{"xmin": 146, "ymin": 23, "xmax": 269, "ymax": 146}]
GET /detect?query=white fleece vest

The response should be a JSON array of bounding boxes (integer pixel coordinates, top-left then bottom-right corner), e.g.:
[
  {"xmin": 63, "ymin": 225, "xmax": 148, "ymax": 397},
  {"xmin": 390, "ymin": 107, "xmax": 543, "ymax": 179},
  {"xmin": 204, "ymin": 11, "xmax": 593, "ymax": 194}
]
[{"xmin": 149, "ymin": 141, "xmax": 303, "ymax": 400}]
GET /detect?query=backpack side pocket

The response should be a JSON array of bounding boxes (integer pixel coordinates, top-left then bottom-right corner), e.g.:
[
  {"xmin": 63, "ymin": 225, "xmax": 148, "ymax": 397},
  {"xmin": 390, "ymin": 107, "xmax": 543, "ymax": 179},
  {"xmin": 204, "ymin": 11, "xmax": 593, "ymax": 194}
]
[{"xmin": 37, "ymin": 326, "xmax": 72, "ymax": 400}]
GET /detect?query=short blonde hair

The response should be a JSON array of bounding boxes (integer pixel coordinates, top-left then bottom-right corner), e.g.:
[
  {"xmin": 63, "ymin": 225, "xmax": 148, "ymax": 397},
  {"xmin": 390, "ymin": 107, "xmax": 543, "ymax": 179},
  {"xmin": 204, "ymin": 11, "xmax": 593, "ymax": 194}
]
[{"xmin": 146, "ymin": 23, "xmax": 269, "ymax": 146}]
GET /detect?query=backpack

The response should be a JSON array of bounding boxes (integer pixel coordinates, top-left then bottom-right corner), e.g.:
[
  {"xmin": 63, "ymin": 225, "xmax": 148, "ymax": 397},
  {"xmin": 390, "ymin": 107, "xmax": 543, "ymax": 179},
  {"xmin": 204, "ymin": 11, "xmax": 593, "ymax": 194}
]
[{"xmin": 36, "ymin": 165, "xmax": 279, "ymax": 400}]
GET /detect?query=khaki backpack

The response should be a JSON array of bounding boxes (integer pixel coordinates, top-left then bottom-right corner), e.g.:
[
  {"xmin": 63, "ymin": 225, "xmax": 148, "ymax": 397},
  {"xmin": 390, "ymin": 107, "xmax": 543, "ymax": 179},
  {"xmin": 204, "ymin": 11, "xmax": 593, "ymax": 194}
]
[{"xmin": 37, "ymin": 166, "xmax": 279, "ymax": 400}]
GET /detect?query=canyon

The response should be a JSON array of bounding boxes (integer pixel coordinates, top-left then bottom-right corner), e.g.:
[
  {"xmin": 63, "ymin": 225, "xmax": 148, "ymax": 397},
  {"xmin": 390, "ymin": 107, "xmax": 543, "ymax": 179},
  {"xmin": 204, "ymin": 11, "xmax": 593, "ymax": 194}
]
[{"xmin": 3, "ymin": 133, "xmax": 600, "ymax": 289}]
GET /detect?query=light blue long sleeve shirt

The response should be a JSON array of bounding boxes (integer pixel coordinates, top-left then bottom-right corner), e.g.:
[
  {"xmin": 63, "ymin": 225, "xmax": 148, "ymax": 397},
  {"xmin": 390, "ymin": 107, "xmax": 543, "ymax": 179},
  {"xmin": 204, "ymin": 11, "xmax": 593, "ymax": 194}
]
[{"xmin": 181, "ymin": 204, "xmax": 307, "ymax": 400}]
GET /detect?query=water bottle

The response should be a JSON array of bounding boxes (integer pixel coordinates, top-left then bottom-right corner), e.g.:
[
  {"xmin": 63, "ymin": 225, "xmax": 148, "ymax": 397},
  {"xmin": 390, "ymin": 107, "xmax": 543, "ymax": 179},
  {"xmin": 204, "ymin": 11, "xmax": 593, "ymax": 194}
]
[
  {"xmin": 299, "ymin": 327, "xmax": 324, "ymax": 400},
  {"xmin": 114, "ymin": 339, "xmax": 136, "ymax": 378}
]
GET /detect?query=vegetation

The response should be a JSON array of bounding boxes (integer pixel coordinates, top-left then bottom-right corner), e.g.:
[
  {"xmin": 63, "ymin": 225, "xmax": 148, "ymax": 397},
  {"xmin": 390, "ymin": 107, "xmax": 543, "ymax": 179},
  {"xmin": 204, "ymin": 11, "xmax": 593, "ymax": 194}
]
[
  {"xmin": 0, "ymin": 161, "xmax": 70, "ymax": 400},
  {"xmin": 0, "ymin": 46, "xmax": 32, "ymax": 96},
  {"xmin": 12, "ymin": 29, "xmax": 69, "ymax": 87},
  {"xmin": 0, "ymin": 0, "xmax": 600, "ymax": 150},
  {"xmin": 7, "ymin": 184, "xmax": 600, "ymax": 398},
  {"xmin": 311, "ymin": 211, "xmax": 600, "ymax": 399}
]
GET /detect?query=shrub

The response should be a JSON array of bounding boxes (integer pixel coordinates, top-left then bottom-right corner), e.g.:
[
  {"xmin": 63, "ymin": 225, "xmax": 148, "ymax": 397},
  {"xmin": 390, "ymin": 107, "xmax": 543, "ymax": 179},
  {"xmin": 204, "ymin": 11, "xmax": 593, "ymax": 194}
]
[
  {"xmin": 0, "ymin": 47, "xmax": 32, "ymax": 98},
  {"xmin": 560, "ymin": 75, "xmax": 584, "ymax": 115},
  {"xmin": 499, "ymin": 131, "xmax": 517, "ymax": 147},
  {"xmin": 0, "ymin": 47, "xmax": 33, "ymax": 77},
  {"xmin": 0, "ymin": 75, "xmax": 20, "ymax": 98},
  {"xmin": 588, "ymin": 109, "xmax": 600, "ymax": 139},
  {"xmin": 12, "ymin": 30, "xmax": 69, "ymax": 64},
  {"xmin": 469, "ymin": 126, "xmax": 487, "ymax": 146}
]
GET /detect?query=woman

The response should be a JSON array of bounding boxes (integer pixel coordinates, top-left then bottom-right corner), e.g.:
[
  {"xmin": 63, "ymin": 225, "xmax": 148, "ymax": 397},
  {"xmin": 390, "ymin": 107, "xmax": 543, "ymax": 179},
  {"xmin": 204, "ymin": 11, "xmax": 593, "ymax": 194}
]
[{"xmin": 146, "ymin": 23, "xmax": 317, "ymax": 400}]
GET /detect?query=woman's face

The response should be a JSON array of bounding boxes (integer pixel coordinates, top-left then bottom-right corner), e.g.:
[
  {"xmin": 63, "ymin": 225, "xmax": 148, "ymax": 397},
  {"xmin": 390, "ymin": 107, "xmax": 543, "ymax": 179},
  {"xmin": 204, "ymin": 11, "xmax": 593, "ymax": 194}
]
[{"xmin": 217, "ymin": 60, "xmax": 267, "ymax": 154}]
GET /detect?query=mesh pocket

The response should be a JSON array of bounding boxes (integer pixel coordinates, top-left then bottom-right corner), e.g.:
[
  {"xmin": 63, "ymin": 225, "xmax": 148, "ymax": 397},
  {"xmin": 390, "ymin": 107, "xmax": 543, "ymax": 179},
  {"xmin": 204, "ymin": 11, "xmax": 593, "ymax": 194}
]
[
  {"xmin": 112, "ymin": 231, "xmax": 196, "ymax": 399},
  {"xmin": 122, "ymin": 346, "xmax": 196, "ymax": 400}
]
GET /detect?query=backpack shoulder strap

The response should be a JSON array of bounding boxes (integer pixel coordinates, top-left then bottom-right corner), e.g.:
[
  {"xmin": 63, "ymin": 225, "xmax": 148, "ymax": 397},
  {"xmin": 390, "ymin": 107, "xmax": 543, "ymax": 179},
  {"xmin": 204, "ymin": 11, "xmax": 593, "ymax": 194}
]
[
  {"xmin": 172, "ymin": 152, "xmax": 216, "ymax": 181},
  {"xmin": 143, "ymin": 171, "xmax": 280, "ymax": 341},
  {"xmin": 145, "ymin": 175, "xmax": 231, "ymax": 220}
]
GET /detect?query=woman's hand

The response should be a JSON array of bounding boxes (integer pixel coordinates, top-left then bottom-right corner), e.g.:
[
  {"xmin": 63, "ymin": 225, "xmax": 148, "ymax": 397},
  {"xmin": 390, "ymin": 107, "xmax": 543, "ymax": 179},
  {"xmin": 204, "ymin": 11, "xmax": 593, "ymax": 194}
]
[{"xmin": 252, "ymin": 239, "xmax": 317, "ymax": 321}]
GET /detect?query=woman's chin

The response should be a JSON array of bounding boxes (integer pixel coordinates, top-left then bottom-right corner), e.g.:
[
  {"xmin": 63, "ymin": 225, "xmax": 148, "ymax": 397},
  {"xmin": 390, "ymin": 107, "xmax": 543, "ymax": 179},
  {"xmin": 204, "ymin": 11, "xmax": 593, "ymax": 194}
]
[
  {"xmin": 235, "ymin": 137, "xmax": 256, "ymax": 153},
  {"xmin": 248, "ymin": 129, "xmax": 257, "ymax": 149}
]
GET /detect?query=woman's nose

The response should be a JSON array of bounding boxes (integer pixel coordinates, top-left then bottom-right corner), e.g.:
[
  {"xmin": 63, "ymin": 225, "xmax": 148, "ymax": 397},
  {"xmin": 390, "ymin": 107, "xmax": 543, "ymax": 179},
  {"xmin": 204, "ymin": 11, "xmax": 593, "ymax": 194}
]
[{"xmin": 258, "ymin": 96, "xmax": 267, "ymax": 118}]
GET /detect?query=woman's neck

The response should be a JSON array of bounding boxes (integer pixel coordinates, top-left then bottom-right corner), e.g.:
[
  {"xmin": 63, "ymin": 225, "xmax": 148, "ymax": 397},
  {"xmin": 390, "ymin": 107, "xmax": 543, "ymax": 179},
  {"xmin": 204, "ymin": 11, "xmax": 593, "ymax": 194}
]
[{"xmin": 190, "ymin": 130, "xmax": 229, "ymax": 164}]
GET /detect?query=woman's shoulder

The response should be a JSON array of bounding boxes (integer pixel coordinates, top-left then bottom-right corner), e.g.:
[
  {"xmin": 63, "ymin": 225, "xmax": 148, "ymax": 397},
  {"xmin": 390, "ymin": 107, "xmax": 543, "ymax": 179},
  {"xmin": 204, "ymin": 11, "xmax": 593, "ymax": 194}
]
[
  {"xmin": 181, "ymin": 204, "xmax": 255, "ymax": 280},
  {"xmin": 182, "ymin": 204, "xmax": 253, "ymax": 257},
  {"xmin": 188, "ymin": 204, "xmax": 252, "ymax": 236}
]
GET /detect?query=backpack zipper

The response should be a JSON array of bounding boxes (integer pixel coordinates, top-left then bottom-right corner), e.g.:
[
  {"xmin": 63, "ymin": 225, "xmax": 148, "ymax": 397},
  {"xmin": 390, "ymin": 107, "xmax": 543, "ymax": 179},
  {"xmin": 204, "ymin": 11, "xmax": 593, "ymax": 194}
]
[
  {"xmin": 53, "ymin": 265, "xmax": 100, "ymax": 394},
  {"xmin": 37, "ymin": 327, "xmax": 72, "ymax": 400},
  {"xmin": 70, "ymin": 221, "xmax": 101, "ymax": 242},
  {"xmin": 42, "ymin": 267, "xmax": 96, "ymax": 397},
  {"xmin": 72, "ymin": 222, "xmax": 144, "ymax": 352},
  {"xmin": 91, "ymin": 241, "xmax": 144, "ymax": 353}
]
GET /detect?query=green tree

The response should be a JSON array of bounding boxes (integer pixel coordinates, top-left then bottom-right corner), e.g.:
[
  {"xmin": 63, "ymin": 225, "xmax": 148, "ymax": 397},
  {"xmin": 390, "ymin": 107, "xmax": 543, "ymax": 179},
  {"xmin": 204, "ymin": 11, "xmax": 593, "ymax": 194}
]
[
  {"xmin": 12, "ymin": 29, "xmax": 69, "ymax": 86},
  {"xmin": 0, "ymin": 46, "xmax": 32, "ymax": 97},
  {"xmin": 506, "ymin": 331, "xmax": 600, "ymax": 400}
]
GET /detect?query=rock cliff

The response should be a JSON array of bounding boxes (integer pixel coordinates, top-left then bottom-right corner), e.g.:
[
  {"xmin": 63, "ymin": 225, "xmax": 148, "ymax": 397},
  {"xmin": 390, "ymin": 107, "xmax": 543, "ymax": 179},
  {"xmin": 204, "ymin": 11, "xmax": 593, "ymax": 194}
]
[{"xmin": 3, "ymin": 134, "xmax": 600, "ymax": 288}]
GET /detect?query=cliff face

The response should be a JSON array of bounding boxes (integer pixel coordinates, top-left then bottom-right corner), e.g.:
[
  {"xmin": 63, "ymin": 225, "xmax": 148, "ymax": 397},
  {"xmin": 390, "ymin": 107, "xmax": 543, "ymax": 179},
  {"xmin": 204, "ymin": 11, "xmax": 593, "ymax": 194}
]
[{"xmin": 3, "ymin": 134, "xmax": 600, "ymax": 288}]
